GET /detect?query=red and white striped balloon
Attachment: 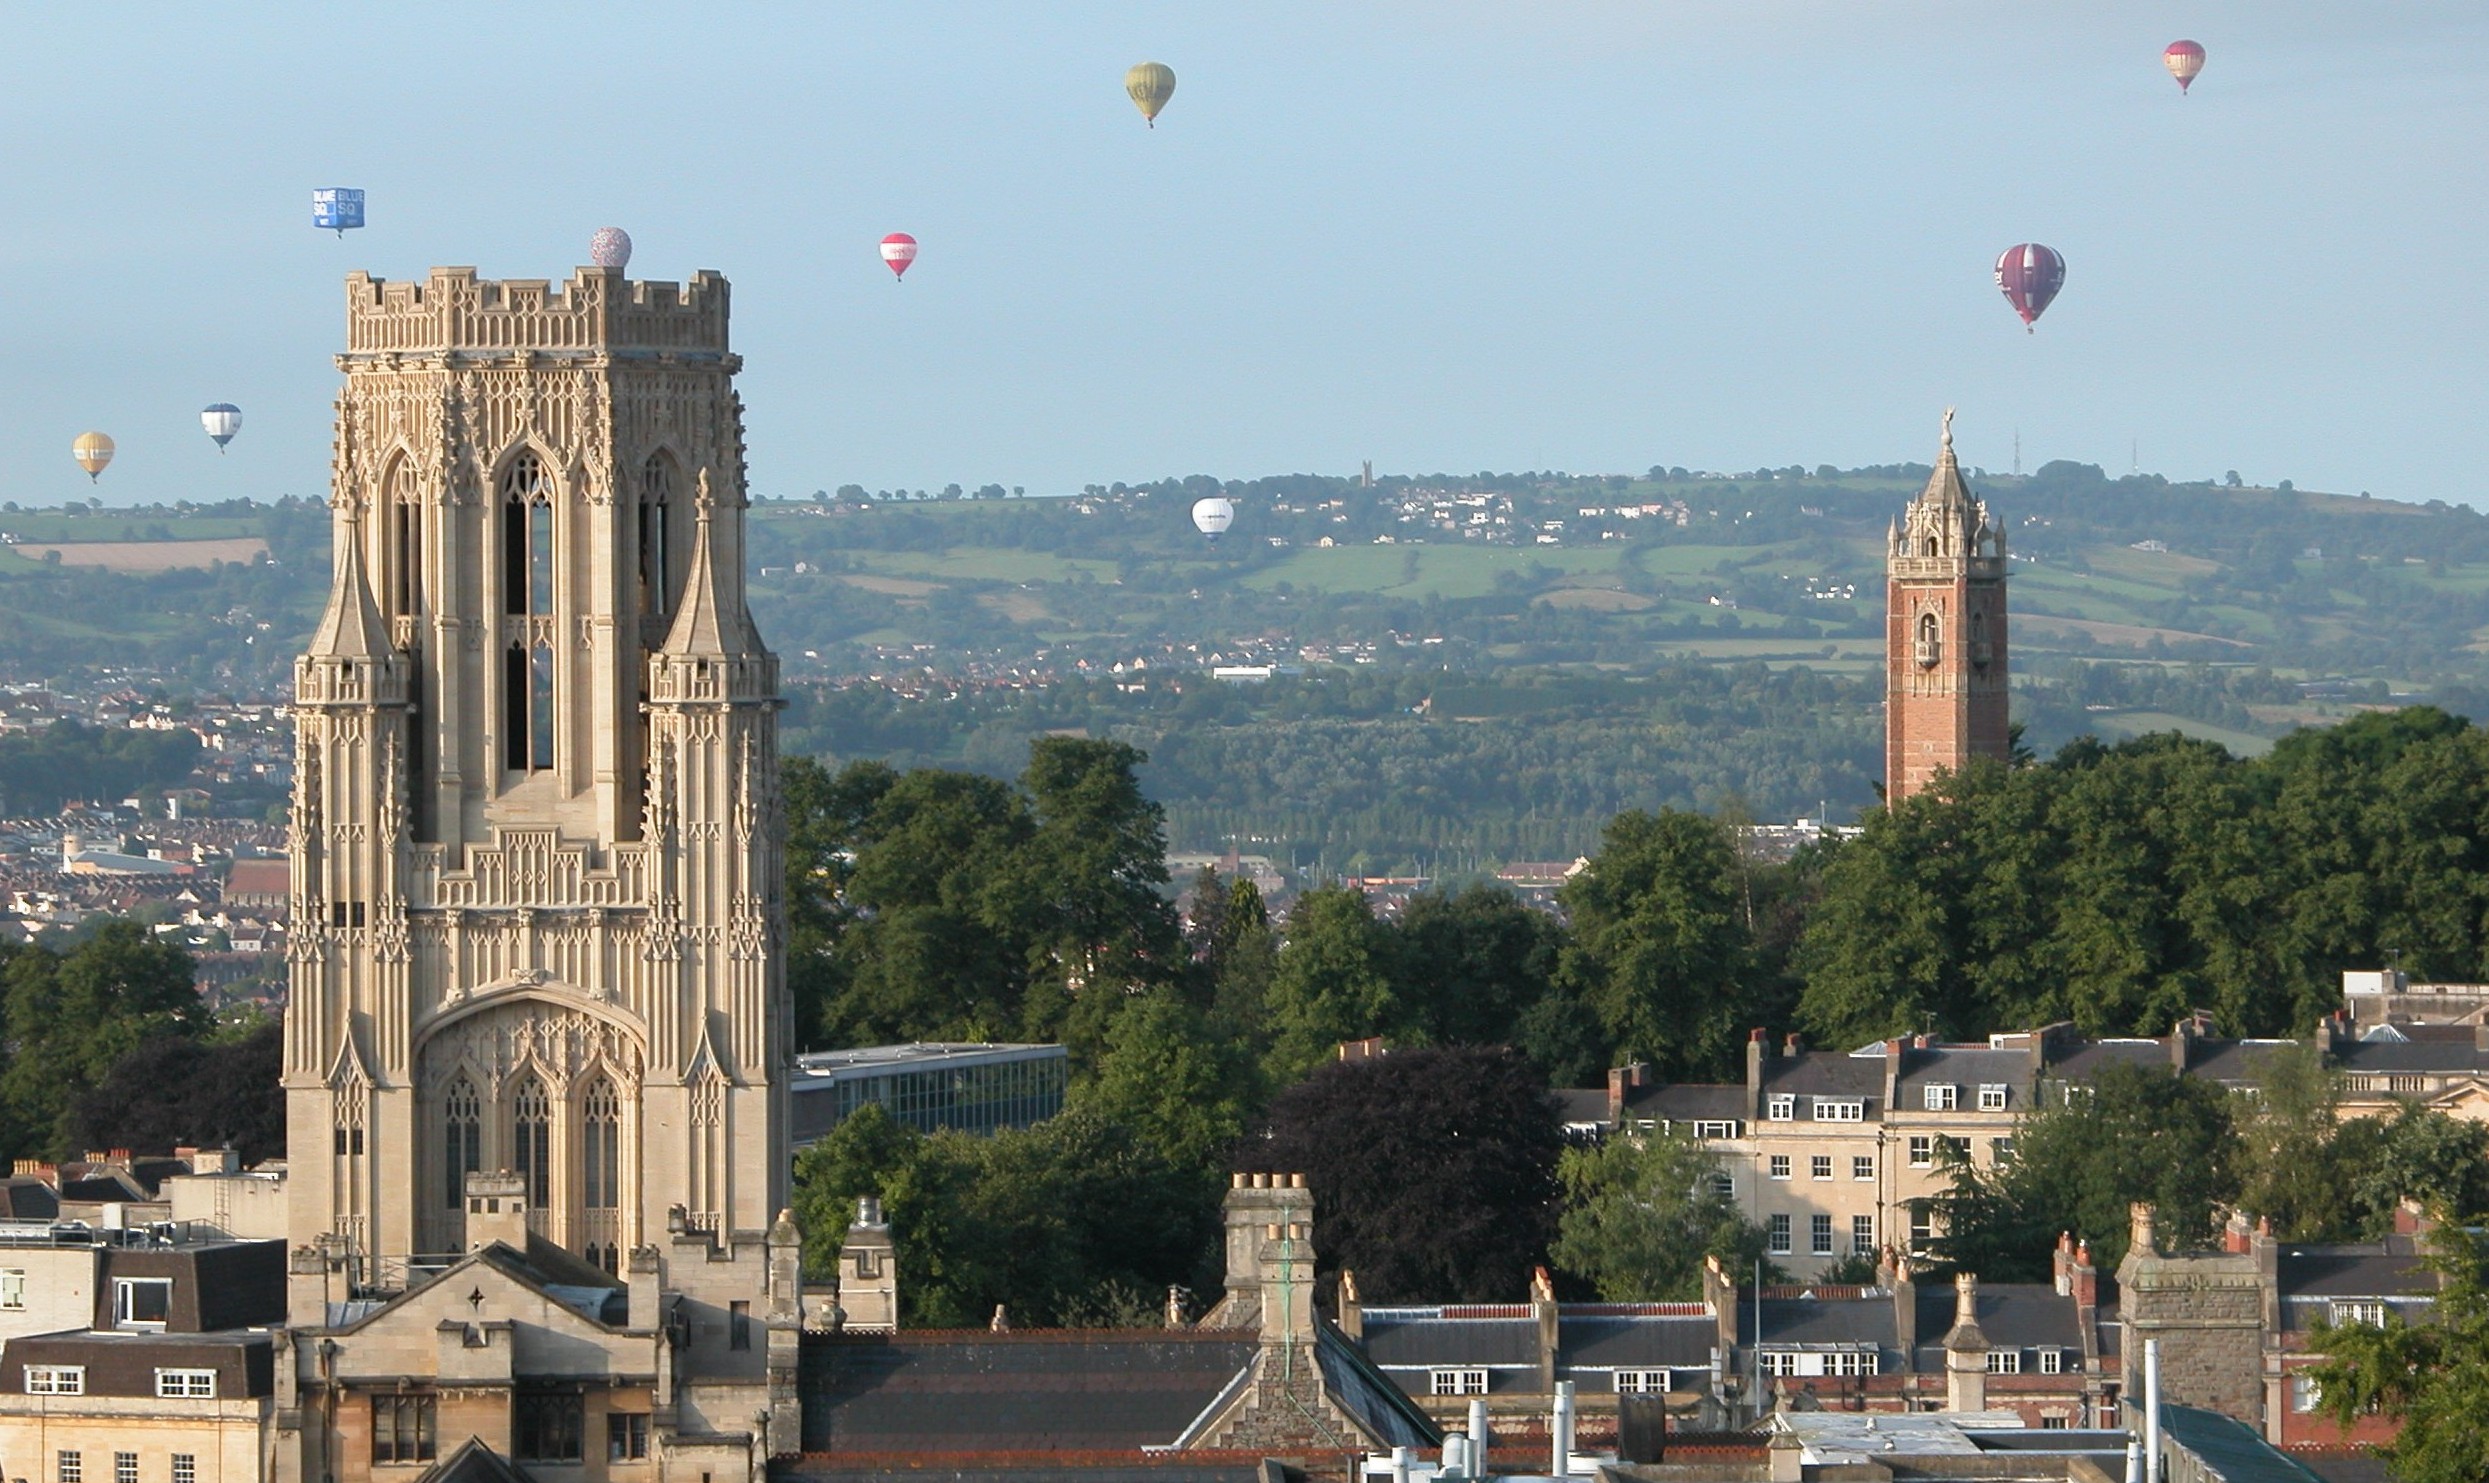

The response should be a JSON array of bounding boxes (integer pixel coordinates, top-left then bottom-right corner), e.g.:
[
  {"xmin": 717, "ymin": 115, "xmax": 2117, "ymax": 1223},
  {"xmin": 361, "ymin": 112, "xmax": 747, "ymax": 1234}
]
[
  {"xmin": 880, "ymin": 233, "xmax": 919, "ymax": 281},
  {"xmin": 1994, "ymin": 243, "xmax": 2066, "ymax": 333},
  {"xmin": 2163, "ymin": 40, "xmax": 2205, "ymax": 94}
]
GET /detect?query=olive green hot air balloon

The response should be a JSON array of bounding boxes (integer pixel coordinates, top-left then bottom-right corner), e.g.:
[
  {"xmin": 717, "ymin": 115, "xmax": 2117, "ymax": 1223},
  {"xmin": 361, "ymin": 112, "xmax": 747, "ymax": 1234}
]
[{"xmin": 1125, "ymin": 62, "xmax": 1176, "ymax": 127}]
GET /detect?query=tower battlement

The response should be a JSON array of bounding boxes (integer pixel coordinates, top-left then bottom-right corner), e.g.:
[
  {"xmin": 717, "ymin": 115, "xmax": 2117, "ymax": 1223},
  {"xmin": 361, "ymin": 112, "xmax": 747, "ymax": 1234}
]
[{"xmin": 341, "ymin": 265, "xmax": 731, "ymax": 360}]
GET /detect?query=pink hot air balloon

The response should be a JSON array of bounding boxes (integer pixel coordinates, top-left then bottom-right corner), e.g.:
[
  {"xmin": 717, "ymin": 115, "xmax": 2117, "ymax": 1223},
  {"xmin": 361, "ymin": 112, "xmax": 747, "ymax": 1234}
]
[
  {"xmin": 589, "ymin": 227, "xmax": 633, "ymax": 270},
  {"xmin": 1994, "ymin": 243, "xmax": 2066, "ymax": 333},
  {"xmin": 880, "ymin": 233, "xmax": 919, "ymax": 282},
  {"xmin": 2163, "ymin": 40, "xmax": 2206, "ymax": 94}
]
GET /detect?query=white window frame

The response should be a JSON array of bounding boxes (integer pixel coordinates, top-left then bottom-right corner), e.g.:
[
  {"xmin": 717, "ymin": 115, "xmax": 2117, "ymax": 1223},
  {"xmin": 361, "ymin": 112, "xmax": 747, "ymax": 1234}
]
[
  {"xmin": 2290, "ymin": 1374, "xmax": 2322, "ymax": 1413},
  {"xmin": 1986, "ymin": 1349, "xmax": 2022, "ymax": 1374},
  {"xmin": 1852, "ymin": 1155, "xmax": 1876, "ymax": 1181},
  {"xmin": 2038, "ymin": 1348, "xmax": 2064, "ymax": 1375},
  {"xmin": 1767, "ymin": 1094, "xmax": 1795, "ymax": 1122},
  {"xmin": 1811, "ymin": 1155, "xmax": 1834, "ymax": 1181},
  {"xmin": 1978, "ymin": 1083, "xmax": 2009, "ymax": 1112},
  {"xmin": 1826, "ymin": 1350, "xmax": 1878, "ymax": 1377},
  {"xmin": 1758, "ymin": 1350, "xmax": 1797, "ymax": 1378},
  {"xmin": 1769, "ymin": 1154, "xmax": 1791, "ymax": 1180},
  {"xmin": 1614, "ymin": 1369, "xmax": 1670, "ymax": 1394},
  {"xmin": 2330, "ymin": 1300, "xmax": 2388, "ymax": 1328},
  {"xmin": 155, "ymin": 1368, "xmax": 218, "ymax": 1398},
  {"xmin": 1813, "ymin": 1098, "xmax": 1864, "ymax": 1122},
  {"xmin": 1811, "ymin": 1214, "xmax": 1834, "ymax": 1256},
  {"xmin": 1852, "ymin": 1215, "xmax": 1876, "ymax": 1254},
  {"xmin": 56, "ymin": 1452, "xmax": 80, "ymax": 1483},
  {"xmin": 171, "ymin": 1460, "xmax": 196, "ymax": 1483},
  {"xmin": 27, "ymin": 1366, "xmax": 86, "ymax": 1396},
  {"xmin": 1909, "ymin": 1135, "xmax": 1934, "ymax": 1167},
  {"xmin": 1429, "ymin": 1368, "xmax": 1488, "ymax": 1397},
  {"xmin": 113, "ymin": 1276, "xmax": 172, "ymax": 1331},
  {"xmin": 1694, "ymin": 1120, "xmax": 1739, "ymax": 1139},
  {"xmin": 1768, "ymin": 1213, "xmax": 1792, "ymax": 1255},
  {"xmin": 113, "ymin": 1454, "xmax": 135, "ymax": 1483},
  {"xmin": 1924, "ymin": 1083, "xmax": 1958, "ymax": 1111},
  {"xmin": 0, "ymin": 1269, "xmax": 23, "ymax": 1310},
  {"xmin": 1709, "ymin": 1173, "xmax": 1734, "ymax": 1199}
]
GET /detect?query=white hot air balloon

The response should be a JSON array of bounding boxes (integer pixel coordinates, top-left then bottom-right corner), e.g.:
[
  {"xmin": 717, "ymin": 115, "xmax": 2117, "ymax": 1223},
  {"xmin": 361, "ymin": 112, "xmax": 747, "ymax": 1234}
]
[
  {"xmin": 1191, "ymin": 497, "xmax": 1236, "ymax": 542},
  {"xmin": 201, "ymin": 403, "xmax": 242, "ymax": 452}
]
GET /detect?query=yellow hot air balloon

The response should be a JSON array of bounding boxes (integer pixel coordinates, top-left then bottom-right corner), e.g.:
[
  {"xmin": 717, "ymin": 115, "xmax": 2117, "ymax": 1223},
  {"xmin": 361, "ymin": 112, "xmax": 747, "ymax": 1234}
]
[
  {"xmin": 72, "ymin": 431, "xmax": 115, "ymax": 482},
  {"xmin": 1125, "ymin": 61, "xmax": 1176, "ymax": 127}
]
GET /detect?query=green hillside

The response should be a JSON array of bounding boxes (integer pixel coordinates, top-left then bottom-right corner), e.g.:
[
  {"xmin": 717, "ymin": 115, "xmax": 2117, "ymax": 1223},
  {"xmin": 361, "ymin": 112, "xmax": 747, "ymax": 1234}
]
[{"xmin": 5, "ymin": 461, "xmax": 2484, "ymax": 867}]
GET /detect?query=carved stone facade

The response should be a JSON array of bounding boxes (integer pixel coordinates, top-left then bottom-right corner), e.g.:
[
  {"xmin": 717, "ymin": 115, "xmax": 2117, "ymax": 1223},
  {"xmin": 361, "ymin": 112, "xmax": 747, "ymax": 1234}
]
[
  {"xmin": 277, "ymin": 264, "xmax": 794, "ymax": 1483},
  {"xmin": 1885, "ymin": 411, "xmax": 2010, "ymax": 802}
]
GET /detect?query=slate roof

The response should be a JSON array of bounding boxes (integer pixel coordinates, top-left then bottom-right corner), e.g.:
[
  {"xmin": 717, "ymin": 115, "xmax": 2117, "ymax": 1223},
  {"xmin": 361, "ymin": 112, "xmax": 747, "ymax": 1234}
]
[
  {"xmin": 1894, "ymin": 1048, "xmax": 2033, "ymax": 1103},
  {"xmin": 2334, "ymin": 1039, "xmax": 2489, "ymax": 1073},
  {"xmin": 2157, "ymin": 1403, "xmax": 2329, "ymax": 1483},
  {"xmin": 2046, "ymin": 1039, "xmax": 2167, "ymax": 1081},
  {"xmin": 1632, "ymin": 1084, "xmax": 1746, "ymax": 1123},
  {"xmin": 1551, "ymin": 1089, "xmax": 1612, "ymax": 1128},
  {"xmin": 1758, "ymin": 1052, "xmax": 1881, "ymax": 1100},
  {"xmin": 798, "ymin": 1331, "xmax": 1261, "ymax": 1455},
  {"xmin": 1354, "ymin": 1305, "xmax": 1716, "ymax": 1373},
  {"xmin": 2189, "ymin": 1040, "xmax": 2296, "ymax": 1086},
  {"xmin": 1744, "ymin": 1296, "xmax": 1897, "ymax": 1352},
  {"xmin": 2278, "ymin": 1243, "xmax": 2431, "ymax": 1299},
  {"xmin": 1360, "ymin": 1312, "xmax": 1538, "ymax": 1367},
  {"xmin": 1557, "ymin": 1311, "xmax": 1716, "ymax": 1369},
  {"xmin": 1910, "ymin": 1285, "xmax": 2082, "ymax": 1368},
  {"xmin": 1312, "ymin": 1326, "xmax": 1439, "ymax": 1449}
]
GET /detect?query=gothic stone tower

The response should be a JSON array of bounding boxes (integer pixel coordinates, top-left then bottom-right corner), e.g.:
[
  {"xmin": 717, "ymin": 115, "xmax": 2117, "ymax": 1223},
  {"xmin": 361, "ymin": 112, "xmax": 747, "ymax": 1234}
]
[
  {"xmin": 1885, "ymin": 411, "xmax": 2009, "ymax": 801},
  {"xmin": 285, "ymin": 264, "xmax": 787, "ymax": 1283}
]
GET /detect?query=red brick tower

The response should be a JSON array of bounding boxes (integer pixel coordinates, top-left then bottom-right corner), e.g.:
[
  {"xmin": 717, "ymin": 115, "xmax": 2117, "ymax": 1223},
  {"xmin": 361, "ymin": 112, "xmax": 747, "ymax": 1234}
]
[{"xmin": 1885, "ymin": 410, "xmax": 2009, "ymax": 801}]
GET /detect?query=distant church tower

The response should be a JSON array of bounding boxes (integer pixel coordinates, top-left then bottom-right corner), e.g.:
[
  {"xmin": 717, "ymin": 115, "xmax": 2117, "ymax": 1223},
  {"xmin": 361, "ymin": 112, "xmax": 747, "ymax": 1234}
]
[
  {"xmin": 1885, "ymin": 410, "xmax": 2009, "ymax": 801},
  {"xmin": 285, "ymin": 265, "xmax": 787, "ymax": 1279}
]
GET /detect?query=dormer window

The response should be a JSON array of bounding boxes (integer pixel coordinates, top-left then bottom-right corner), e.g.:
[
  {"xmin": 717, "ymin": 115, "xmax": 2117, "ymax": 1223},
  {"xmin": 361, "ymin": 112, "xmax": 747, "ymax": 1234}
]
[{"xmin": 113, "ymin": 1277, "xmax": 171, "ymax": 1331}]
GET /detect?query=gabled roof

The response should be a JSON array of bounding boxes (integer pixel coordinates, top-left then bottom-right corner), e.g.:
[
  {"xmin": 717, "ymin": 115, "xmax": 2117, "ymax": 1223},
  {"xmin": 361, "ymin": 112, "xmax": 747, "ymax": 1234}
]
[
  {"xmin": 416, "ymin": 1437, "xmax": 537, "ymax": 1483},
  {"xmin": 1312, "ymin": 1325, "xmax": 1439, "ymax": 1450},
  {"xmin": 326, "ymin": 1237, "xmax": 626, "ymax": 1335},
  {"xmin": 1911, "ymin": 1284, "xmax": 2082, "ymax": 1366}
]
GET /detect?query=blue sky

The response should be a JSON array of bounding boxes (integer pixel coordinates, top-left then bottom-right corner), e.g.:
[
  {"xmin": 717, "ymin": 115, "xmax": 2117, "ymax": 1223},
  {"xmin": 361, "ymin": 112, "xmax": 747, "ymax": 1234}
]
[{"xmin": 0, "ymin": 3, "xmax": 2481, "ymax": 508}]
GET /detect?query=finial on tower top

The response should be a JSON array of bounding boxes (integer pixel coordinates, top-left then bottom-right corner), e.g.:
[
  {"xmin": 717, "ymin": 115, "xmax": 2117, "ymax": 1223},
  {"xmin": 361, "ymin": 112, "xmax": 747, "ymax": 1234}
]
[
  {"xmin": 1941, "ymin": 406, "xmax": 1956, "ymax": 451},
  {"xmin": 694, "ymin": 468, "xmax": 716, "ymax": 515}
]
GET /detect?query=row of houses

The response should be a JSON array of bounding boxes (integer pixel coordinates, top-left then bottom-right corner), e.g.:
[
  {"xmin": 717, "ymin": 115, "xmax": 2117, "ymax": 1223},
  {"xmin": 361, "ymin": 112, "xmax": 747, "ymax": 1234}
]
[{"xmin": 1570, "ymin": 975, "xmax": 2489, "ymax": 1284}]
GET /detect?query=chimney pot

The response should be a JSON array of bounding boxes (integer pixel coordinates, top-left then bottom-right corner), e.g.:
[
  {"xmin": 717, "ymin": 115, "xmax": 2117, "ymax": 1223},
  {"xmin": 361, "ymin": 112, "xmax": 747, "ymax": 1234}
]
[
  {"xmin": 1289, "ymin": 1172, "xmax": 1305, "ymax": 1189},
  {"xmin": 1750, "ymin": 1027, "xmax": 1767, "ymax": 1043},
  {"xmin": 1783, "ymin": 1033, "xmax": 1802, "ymax": 1057}
]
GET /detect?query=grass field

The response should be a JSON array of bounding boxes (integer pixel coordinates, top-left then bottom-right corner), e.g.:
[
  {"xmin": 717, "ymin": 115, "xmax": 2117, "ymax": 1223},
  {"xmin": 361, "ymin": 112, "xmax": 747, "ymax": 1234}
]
[
  {"xmin": 1237, "ymin": 542, "xmax": 1625, "ymax": 597},
  {"xmin": 850, "ymin": 547, "xmax": 1122, "ymax": 584},
  {"xmin": 2087, "ymin": 710, "xmax": 2276, "ymax": 757},
  {"xmin": 3, "ymin": 537, "xmax": 269, "ymax": 571}
]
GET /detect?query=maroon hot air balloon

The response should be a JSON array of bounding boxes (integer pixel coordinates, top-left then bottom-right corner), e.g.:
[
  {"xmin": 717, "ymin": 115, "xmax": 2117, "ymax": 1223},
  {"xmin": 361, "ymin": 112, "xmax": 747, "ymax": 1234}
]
[
  {"xmin": 2164, "ymin": 40, "xmax": 2206, "ymax": 94},
  {"xmin": 1994, "ymin": 243, "xmax": 2066, "ymax": 333}
]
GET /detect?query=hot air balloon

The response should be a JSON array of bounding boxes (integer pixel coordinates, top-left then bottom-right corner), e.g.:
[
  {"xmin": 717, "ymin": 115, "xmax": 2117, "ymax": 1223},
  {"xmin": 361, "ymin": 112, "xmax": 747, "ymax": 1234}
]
[
  {"xmin": 880, "ymin": 233, "xmax": 919, "ymax": 282},
  {"xmin": 72, "ymin": 432, "xmax": 115, "ymax": 482},
  {"xmin": 1994, "ymin": 243, "xmax": 2066, "ymax": 333},
  {"xmin": 1191, "ymin": 497, "xmax": 1235, "ymax": 542},
  {"xmin": 2164, "ymin": 40, "xmax": 2206, "ymax": 94},
  {"xmin": 312, "ymin": 188, "xmax": 366, "ymax": 236},
  {"xmin": 589, "ymin": 227, "xmax": 633, "ymax": 270},
  {"xmin": 201, "ymin": 404, "xmax": 242, "ymax": 452},
  {"xmin": 1126, "ymin": 62, "xmax": 1176, "ymax": 127}
]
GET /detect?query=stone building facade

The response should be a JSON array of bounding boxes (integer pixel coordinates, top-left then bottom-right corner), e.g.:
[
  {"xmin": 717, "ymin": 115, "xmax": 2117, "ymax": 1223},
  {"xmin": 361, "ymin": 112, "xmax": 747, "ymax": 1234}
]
[
  {"xmin": 276, "ymin": 262, "xmax": 796, "ymax": 1483},
  {"xmin": 1885, "ymin": 410, "xmax": 2009, "ymax": 801}
]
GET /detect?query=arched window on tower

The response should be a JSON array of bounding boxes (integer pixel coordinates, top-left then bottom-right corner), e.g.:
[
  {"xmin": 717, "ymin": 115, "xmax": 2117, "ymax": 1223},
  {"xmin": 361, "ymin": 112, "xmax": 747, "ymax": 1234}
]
[
  {"xmin": 500, "ymin": 453, "xmax": 556, "ymax": 773},
  {"xmin": 513, "ymin": 1077, "xmax": 551, "ymax": 1210},
  {"xmin": 1971, "ymin": 609, "xmax": 1992, "ymax": 668},
  {"xmin": 639, "ymin": 455, "xmax": 673, "ymax": 621},
  {"xmin": 387, "ymin": 459, "xmax": 421, "ymax": 620},
  {"xmin": 582, "ymin": 1078, "xmax": 620, "ymax": 1211},
  {"xmin": 443, "ymin": 1078, "xmax": 481, "ymax": 1209},
  {"xmin": 1916, "ymin": 611, "xmax": 1942, "ymax": 669},
  {"xmin": 502, "ymin": 452, "xmax": 554, "ymax": 616}
]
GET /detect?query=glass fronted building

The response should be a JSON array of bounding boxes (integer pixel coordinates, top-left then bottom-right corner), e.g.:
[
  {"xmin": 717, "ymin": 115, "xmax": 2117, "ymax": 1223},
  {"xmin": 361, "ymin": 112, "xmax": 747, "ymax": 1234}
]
[{"xmin": 790, "ymin": 1042, "xmax": 1068, "ymax": 1143}]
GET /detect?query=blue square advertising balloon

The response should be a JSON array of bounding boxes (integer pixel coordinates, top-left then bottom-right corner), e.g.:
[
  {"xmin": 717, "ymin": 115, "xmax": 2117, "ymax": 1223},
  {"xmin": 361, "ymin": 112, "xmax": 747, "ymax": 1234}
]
[{"xmin": 313, "ymin": 188, "xmax": 366, "ymax": 236}]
